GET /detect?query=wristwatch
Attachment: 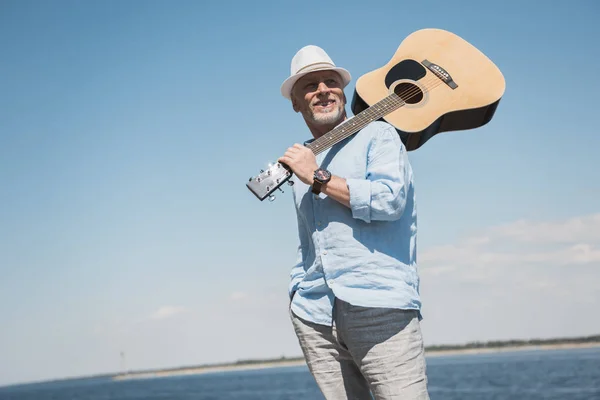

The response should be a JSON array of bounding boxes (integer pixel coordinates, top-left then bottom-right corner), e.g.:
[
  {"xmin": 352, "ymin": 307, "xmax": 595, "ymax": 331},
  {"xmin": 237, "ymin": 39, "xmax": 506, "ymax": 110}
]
[{"xmin": 312, "ymin": 168, "xmax": 331, "ymax": 195}]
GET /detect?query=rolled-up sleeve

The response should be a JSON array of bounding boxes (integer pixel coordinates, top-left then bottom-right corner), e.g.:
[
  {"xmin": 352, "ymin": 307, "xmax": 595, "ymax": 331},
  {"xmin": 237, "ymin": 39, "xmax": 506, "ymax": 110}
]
[{"xmin": 346, "ymin": 124, "xmax": 409, "ymax": 223}]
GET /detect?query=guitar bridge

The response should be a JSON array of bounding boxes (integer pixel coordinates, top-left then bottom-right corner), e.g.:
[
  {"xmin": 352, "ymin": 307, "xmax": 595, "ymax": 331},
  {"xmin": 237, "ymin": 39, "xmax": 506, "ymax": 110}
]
[{"xmin": 422, "ymin": 59, "xmax": 458, "ymax": 89}]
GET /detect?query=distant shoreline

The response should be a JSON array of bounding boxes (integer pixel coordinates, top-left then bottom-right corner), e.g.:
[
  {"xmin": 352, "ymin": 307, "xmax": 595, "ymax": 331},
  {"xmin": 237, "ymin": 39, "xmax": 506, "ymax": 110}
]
[
  {"xmin": 2, "ymin": 336, "xmax": 597, "ymax": 389},
  {"xmin": 112, "ymin": 341, "xmax": 600, "ymax": 382}
]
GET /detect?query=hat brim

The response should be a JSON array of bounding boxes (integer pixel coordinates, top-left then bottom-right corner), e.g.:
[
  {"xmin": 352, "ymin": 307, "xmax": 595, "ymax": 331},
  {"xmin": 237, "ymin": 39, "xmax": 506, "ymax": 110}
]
[{"xmin": 280, "ymin": 66, "xmax": 351, "ymax": 100}]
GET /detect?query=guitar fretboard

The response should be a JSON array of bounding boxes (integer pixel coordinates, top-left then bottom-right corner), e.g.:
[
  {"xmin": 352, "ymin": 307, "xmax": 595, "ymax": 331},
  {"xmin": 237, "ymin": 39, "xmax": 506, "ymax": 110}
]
[{"xmin": 305, "ymin": 93, "xmax": 405, "ymax": 155}]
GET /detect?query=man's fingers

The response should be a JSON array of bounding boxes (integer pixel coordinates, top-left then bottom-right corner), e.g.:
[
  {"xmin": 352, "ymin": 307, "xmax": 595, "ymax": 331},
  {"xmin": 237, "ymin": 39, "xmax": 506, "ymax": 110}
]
[
  {"xmin": 278, "ymin": 155, "xmax": 293, "ymax": 164},
  {"xmin": 279, "ymin": 143, "xmax": 311, "ymax": 168}
]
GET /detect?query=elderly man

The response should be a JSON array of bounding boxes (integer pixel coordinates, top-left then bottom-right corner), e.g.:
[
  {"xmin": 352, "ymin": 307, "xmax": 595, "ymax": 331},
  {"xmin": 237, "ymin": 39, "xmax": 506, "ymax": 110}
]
[{"xmin": 278, "ymin": 45, "xmax": 430, "ymax": 400}]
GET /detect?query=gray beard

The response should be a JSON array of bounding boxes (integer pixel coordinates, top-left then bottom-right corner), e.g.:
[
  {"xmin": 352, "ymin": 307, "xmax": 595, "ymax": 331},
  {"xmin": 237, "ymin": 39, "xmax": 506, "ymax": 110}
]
[{"xmin": 310, "ymin": 106, "xmax": 343, "ymax": 125}]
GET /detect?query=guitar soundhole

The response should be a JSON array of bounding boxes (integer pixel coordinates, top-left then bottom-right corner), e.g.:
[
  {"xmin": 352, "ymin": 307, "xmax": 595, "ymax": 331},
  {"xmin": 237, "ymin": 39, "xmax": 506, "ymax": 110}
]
[{"xmin": 394, "ymin": 82, "xmax": 423, "ymax": 104}]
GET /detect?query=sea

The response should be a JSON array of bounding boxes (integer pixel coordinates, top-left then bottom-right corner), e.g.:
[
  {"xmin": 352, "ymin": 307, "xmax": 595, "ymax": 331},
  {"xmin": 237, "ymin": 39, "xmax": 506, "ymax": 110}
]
[{"xmin": 1, "ymin": 347, "xmax": 599, "ymax": 400}]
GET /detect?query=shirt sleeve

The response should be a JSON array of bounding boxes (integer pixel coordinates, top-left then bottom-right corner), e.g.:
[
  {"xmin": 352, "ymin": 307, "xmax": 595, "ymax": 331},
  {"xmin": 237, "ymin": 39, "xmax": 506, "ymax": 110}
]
[{"xmin": 345, "ymin": 123, "xmax": 410, "ymax": 223}]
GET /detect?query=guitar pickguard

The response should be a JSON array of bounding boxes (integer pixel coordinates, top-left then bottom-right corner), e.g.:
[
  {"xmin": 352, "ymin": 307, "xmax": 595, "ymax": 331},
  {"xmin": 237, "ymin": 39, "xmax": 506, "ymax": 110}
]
[{"xmin": 384, "ymin": 59, "xmax": 427, "ymax": 88}]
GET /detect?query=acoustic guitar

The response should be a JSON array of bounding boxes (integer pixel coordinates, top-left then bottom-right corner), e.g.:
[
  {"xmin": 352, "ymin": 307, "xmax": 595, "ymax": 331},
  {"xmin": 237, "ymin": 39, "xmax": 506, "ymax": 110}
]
[{"xmin": 247, "ymin": 28, "xmax": 505, "ymax": 201}]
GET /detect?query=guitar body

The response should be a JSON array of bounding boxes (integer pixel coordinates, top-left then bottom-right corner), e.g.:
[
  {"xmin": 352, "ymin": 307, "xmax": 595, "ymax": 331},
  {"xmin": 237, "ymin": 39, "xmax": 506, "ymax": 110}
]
[{"xmin": 351, "ymin": 28, "xmax": 506, "ymax": 151}]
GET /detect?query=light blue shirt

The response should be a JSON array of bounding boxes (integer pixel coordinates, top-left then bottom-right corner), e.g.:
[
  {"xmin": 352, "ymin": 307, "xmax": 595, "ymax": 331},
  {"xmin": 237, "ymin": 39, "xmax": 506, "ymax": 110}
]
[{"xmin": 289, "ymin": 120, "xmax": 421, "ymax": 326}]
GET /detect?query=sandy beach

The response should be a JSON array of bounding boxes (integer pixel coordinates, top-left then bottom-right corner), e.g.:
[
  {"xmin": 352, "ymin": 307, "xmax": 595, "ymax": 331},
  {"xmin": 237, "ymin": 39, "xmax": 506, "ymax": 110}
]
[
  {"xmin": 113, "ymin": 359, "xmax": 307, "ymax": 381},
  {"xmin": 113, "ymin": 342, "xmax": 600, "ymax": 381}
]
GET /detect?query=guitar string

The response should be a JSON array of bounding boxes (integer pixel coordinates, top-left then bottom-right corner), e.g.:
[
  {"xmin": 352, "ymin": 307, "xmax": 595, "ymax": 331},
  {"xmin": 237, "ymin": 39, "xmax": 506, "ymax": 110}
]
[
  {"xmin": 306, "ymin": 76, "xmax": 444, "ymax": 152},
  {"xmin": 306, "ymin": 75, "xmax": 445, "ymax": 153}
]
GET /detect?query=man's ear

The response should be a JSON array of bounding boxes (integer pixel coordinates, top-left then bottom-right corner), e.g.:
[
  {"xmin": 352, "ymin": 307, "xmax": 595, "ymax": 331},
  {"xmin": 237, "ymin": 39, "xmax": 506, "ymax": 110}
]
[{"xmin": 292, "ymin": 96, "xmax": 300, "ymax": 113}]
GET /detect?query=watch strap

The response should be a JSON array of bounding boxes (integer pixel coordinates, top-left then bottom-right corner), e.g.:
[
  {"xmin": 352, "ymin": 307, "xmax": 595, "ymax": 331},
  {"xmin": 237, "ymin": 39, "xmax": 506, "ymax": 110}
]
[{"xmin": 311, "ymin": 180, "xmax": 323, "ymax": 194}]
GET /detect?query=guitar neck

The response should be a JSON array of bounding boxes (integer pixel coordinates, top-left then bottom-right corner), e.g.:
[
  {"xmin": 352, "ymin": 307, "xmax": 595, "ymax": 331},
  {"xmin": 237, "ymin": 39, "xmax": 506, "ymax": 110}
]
[{"xmin": 305, "ymin": 93, "xmax": 405, "ymax": 155}]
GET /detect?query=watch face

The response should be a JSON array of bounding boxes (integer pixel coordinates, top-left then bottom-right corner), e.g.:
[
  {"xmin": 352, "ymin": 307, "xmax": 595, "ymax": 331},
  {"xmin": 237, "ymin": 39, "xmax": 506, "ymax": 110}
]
[{"xmin": 315, "ymin": 169, "xmax": 331, "ymax": 181}]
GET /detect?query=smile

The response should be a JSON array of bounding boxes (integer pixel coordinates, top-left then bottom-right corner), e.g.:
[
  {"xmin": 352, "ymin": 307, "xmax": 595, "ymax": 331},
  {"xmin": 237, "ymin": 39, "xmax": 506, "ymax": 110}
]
[{"xmin": 314, "ymin": 100, "xmax": 336, "ymax": 109}]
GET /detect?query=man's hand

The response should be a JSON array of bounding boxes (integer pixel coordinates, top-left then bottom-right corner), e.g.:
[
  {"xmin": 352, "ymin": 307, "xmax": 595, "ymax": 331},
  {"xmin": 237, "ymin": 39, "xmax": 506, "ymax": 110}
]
[{"xmin": 278, "ymin": 144, "xmax": 319, "ymax": 185}]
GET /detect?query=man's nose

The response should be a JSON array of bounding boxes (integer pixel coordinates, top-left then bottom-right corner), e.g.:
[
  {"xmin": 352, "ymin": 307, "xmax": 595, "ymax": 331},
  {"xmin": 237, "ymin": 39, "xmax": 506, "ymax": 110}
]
[{"xmin": 317, "ymin": 82, "xmax": 330, "ymax": 94}]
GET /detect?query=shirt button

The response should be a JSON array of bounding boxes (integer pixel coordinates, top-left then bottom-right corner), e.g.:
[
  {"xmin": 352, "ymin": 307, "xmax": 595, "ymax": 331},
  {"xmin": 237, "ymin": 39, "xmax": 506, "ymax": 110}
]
[
  {"xmin": 317, "ymin": 221, "xmax": 322, "ymax": 226},
  {"xmin": 314, "ymin": 195, "xmax": 319, "ymax": 200}
]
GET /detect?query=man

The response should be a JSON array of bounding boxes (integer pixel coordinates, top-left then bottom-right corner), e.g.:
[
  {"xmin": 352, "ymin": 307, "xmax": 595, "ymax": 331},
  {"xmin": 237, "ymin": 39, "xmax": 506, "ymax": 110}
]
[{"xmin": 278, "ymin": 44, "xmax": 430, "ymax": 400}]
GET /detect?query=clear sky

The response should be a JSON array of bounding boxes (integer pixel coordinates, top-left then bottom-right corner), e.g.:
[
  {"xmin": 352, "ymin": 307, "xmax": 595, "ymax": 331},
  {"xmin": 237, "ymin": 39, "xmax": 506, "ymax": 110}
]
[{"xmin": 1, "ymin": 0, "xmax": 599, "ymax": 388}]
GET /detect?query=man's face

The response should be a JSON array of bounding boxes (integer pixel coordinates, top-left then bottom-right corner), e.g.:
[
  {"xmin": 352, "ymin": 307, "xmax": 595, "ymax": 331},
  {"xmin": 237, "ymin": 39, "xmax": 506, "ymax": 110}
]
[{"xmin": 291, "ymin": 70, "xmax": 346, "ymax": 126}]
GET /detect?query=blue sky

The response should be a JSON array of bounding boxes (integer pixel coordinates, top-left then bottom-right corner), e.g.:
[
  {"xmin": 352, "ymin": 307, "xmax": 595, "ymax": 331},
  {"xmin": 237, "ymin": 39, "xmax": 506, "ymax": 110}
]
[{"xmin": 1, "ymin": 0, "xmax": 599, "ymax": 387}]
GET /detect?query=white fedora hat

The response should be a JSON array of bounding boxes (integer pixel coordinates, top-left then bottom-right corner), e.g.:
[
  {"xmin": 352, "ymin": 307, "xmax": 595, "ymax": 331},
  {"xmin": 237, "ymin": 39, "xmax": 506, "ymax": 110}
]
[{"xmin": 281, "ymin": 45, "xmax": 351, "ymax": 100}]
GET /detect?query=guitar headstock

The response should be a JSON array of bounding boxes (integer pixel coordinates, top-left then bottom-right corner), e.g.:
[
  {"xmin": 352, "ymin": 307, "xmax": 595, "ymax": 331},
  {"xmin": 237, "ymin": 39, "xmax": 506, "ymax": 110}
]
[{"xmin": 246, "ymin": 162, "xmax": 293, "ymax": 201}]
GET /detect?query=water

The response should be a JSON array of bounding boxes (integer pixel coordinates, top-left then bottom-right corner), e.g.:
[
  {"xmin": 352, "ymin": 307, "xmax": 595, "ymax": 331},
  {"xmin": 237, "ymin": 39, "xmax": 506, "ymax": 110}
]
[{"xmin": 1, "ymin": 347, "xmax": 599, "ymax": 400}]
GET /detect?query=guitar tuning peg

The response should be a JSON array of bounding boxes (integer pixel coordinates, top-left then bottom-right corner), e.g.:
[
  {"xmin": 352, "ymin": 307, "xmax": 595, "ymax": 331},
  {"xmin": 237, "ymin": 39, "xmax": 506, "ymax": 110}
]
[
  {"xmin": 278, "ymin": 187, "xmax": 284, "ymax": 193},
  {"xmin": 287, "ymin": 180, "xmax": 295, "ymax": 186},
  {"xmin": 268, "ymin": 195, "xmax": 276, "ymax": 202}
]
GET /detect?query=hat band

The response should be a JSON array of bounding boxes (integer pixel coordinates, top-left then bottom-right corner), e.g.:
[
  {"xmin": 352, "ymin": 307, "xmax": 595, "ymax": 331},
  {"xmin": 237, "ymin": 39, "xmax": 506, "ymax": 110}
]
[{"xmin": 294, "ymin": 61, "xmax": 336, "ymax": 75}]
